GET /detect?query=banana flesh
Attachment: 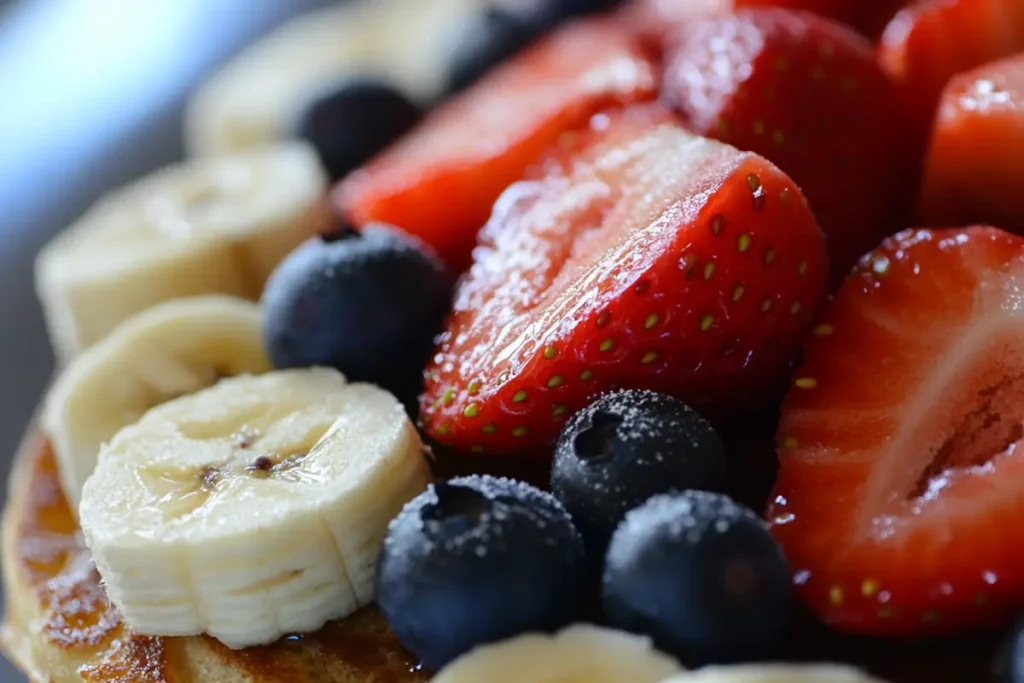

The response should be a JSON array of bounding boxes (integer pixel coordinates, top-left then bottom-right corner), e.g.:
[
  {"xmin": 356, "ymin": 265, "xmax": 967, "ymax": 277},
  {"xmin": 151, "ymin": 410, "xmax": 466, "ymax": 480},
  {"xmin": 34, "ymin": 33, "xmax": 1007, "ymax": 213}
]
[
  {"xmin": 432, "ymin": 624, "xmax": 684, "ymax": 682},
  {"xmin": 40, "ymin": 295, "xmax": 270, "ymax": 510},
  {"xmin": 79, "ymin": 368, "xmax": 432, "ymax": 649},
  {"xmin": 433, "ymin": 625, "xmax": 890, "ymax": 683},
  {"xmin": 185, "ymin": 0, "xmax": 480, "ymax": 158},
  {"xmin": 662, "ymin": 664, "xmax": 888, "ymax": 682},
  {"xmin": 35, "ymin": 142, "xmax": 326, "ymax": 360}
]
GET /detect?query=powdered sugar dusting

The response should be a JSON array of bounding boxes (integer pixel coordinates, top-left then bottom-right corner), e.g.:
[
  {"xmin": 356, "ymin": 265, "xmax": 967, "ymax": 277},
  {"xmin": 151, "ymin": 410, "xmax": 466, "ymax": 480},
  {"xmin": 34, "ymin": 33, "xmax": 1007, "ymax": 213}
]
[{"xmin": 608, "ymin": 490, "xmax": 765, "ymax": 565}]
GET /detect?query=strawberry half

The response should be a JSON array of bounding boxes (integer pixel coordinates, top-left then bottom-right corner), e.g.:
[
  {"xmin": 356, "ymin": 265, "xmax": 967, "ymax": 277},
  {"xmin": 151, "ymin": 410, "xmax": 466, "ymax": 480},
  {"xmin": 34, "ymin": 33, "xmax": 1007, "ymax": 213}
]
[
  {"xmin": 621, "ymin": 0, "xmax": 731, "ymax": 48},
  {"xmin": 770, "ymin": 226, "xmax": 1024, "ymax": 637},
  {"xmin": 919, "ymin": 54, "xmax": 1024, "ymax": 234},
  {"xmin": 622, "ymin": 0, "xmax": 904, "ymax": 43},
  {"xmin": 662, "ymin": 8, "xmax": 914, "ymax": 286},
  {"xmin": 333, "ymin": 18, "xmax": 657, "ymax": 271},
  {"xmin": 878, "ymin": 0, "xmax": 1024, "ymax": 132},
  {"xmin": 734, "ymin": 0, "xmax": 908, "ymax": 38},
  {"xmin": 421, "ymin": 106, "xmax": 827, "ymax": 455}
]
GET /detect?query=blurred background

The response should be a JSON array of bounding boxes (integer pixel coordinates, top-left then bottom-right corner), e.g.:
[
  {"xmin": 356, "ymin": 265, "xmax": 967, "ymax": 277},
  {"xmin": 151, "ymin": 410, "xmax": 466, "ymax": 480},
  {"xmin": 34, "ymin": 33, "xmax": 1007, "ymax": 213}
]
[{"xmin": 0, "ymin": 0, "xmax": 337, "ymax": 678}]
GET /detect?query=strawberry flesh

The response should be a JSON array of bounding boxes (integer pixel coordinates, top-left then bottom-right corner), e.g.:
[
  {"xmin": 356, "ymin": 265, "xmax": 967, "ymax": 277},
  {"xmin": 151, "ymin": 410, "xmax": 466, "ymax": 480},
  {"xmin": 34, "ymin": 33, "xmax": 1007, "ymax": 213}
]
[
  {"xmin": 770, "ymin": 227, "xmax": 1024, "ymax": 636},
  {"xmin": 662, "ymin": 8, "xmax": 914, "ymax": 285},
  {"xmin": 919, "ymin": 54, "xmax": 1024, "ymax": 234},
  {"xmin": 333, "ymin": 18, "xmax": 657, "ymax": 271},
  {"xmin": 421, "ymin": 106, "xmax": 827, "ymax": 455}
]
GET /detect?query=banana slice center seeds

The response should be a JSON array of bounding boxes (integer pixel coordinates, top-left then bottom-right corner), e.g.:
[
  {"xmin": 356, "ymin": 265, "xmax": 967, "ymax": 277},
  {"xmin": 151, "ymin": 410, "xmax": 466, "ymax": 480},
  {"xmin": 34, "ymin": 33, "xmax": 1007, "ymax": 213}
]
[{"xmin": 139, "ymin": 423, "xmax": 327, "ymax": 519}]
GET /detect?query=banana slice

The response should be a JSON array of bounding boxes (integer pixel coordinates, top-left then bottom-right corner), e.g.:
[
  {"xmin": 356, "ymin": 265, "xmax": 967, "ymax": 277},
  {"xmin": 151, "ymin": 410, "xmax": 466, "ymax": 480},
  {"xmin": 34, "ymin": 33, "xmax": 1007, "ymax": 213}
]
[
  {"xmin": 79, "ymin": 369, "xmax": 432, "ymax": 649},
  {"xmin": 35, "ymin": 142, "xmax": 326, "ymax": 360},
  {"xmin": 185, "ymin": 0, "xmax": 479, "ymax": 157},
  {"xmin": 40, "ymin": 295, "xmax": 270, "ymax": 510},
  {"xmin": 432, "ymin": 624, "xmax": 684, "ymax": 682},
  {"xmin": 662, "ymin": 664, "xmax": 888, "ymax": 682}
]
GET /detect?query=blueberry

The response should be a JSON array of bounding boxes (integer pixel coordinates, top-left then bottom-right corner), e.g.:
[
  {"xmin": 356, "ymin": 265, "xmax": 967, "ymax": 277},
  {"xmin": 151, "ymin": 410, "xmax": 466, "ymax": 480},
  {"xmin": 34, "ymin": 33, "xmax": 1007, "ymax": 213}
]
[
  {"xmin": 551, "ymin": 390, "xmax": 726, "ymax": 560},
  {"xmin": 294, "ymin": 79, "xmax": 421, "ymax": 180},
  {"xmin": 376, "ymin": 475, "xmax": 587, "ymax": 671},
  {"xmin": 602, "ymin": 491, "xmax": 792, "ymax": 667},
  {"xmin": 539, "ymin": 0, "xmax": 625, "ymax": 20},
  {"xmin": 445, "ymin": 8, "xmax": 550, "ymax": 94},
  {"xmin": 261, "ymin": 225, "xmax": 453, "ymax": 411}
]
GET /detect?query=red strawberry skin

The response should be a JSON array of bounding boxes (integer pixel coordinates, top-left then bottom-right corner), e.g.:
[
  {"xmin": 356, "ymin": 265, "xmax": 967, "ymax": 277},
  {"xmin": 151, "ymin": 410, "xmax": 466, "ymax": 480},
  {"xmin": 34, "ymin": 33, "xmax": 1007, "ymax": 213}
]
[
  {"xmin": 662, "ymin": 8, "xmax": 914, "ymax": 286},
  {"xmin": 919, "ymin": 54, "xmax": 1024, "ymax": 233},
  {"xmin": 878, "ymin": 0, "xmax": 1024, "ymax": 131},
  {"xmin": 421, "ymin": 106, "xmax": 827, "ymax": 455},
  {"xmin": 769, "ymin": 226, "xmax": 1024, "ymax": 637},
  {"xmin": 333, "ymin": 18, "xmax": 657, "ymax": 271}
]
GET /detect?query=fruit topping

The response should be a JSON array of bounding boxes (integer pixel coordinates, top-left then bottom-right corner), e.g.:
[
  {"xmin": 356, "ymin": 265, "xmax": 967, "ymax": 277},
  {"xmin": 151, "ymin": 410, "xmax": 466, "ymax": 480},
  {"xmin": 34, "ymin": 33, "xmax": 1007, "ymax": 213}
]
[
  {"xmin": 376, "ymin": 475, "xmax": 586, "ymax": 671},
  {"xmin": 433, "ymin": 624, "xmax": 682, "ymax": 682},
  {"xmin": 421, "ymin": 106, "xmax": 827, "ymax": 454},
  {"xmin": 445, "ymin": 7, "xmax": 551, "ymax": 95},
  {"xmin": 550, "ymin": 0, "xmax": 627, "ymax": 18},
  {"xmin": 878, "ymin": 0, "xmax": 1024, "ymax": 131},
  {"xmin": 622, "ymin": 0, "xmax": 730, "ymax": 49},
  {"xmin": 333, "ymin": 17, "xmax": 657, "ymax": 270},
  {"xmin": 603, "ymin": 491, "xmax": 792, "ymax": 666},
  {"xmin": 769, "ymin": 226, "xmax": 1024, "ymax": 637},
  {"xmin": 624, "ymin": 0, "xmax": 904, "ymax": 47},
  {"xmin": 261, "ymin": 225, "xmax": 453, "ymax": 411},
  {"xmin": 35, "ymin": 143, "xmax": 327, "ymax": 360},
  {"xmin": 80, "ymin": 369, "xmax": 431, "ymax": 649},
  {"xmin": 665, "ymin": 663, "xmax": 887, "ymax": 682},
  {"xmin": 183, "ymin": 0, "xmax": 473, "ymax": 157},
  {"xmin": 662, "ymin": 7, "xmax": 914, "ymax": 284},
  {"xmin": 443, "ymin": 0, "xmax": 636, "ymax": 96},
  {"xmin": 732, "ymin": 0, "xmax": 907, "ymax": 38},
  {"xmin": 294, "ymin": 79, "xmax": 422, "ymax": 181},
  {"xmin": 919, "ymin": 54, "xmax": 1024, "ymax": 234},
  {"xmin": 551, "ymin": 389, "xmax": 726, "ymax": 559},
  {"xmin": 41, "ymin": 296, "xmax": 269, "ymax": 509}
]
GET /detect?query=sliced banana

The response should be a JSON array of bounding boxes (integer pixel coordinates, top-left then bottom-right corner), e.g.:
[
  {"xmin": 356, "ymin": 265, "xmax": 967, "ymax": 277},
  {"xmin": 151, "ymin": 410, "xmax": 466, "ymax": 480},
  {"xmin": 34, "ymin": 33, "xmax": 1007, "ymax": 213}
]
[
  {"xmin": 79, "ymin": 369, "xmax": 432, "ymax": 649},
  {"xmin": 40, "ymin": 296, "xmax": 270, "ymax": 510},
  {"xmin": 662, "ymin": 664, "xmax": 888, "ymax": 682},
  {"xmin": 35, "ymin": 142, "xmax": 326, "ymax": 360},
  {"xmin": 432, "ymin": 624, "xmax": 684, "ymax": 682},
  {"xmin": 185, "ymin": 0, "xmax": 479, "ymax": 157}
]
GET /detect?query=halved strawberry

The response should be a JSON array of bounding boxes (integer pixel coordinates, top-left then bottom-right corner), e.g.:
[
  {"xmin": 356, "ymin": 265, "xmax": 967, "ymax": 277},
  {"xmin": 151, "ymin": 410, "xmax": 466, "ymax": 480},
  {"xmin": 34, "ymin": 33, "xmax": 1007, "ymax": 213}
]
[
  {"xmin": 620, "ymin": 0, "xmax": 730, "ymax": 48},
  {"xmin": 878, "ymin": 0, "xmax": 1024, "ymax": 131},
  {"xmin": 332, "ymin": 18, "xmax": 657, "ymax": 271},
  {"xmin": 622, "ymin": 0, "xmax": 905, "ymax": 42},
  {"xmin": 769, "ymin": 226, "xmax": 1024, "ymax": 636},
  {"xmin": 662, "ymin": 8, "xmax": 914, "ymax": 286},
  {"xmin": 734, "ymin": 0, "xmax": 908, "ymax": 37},
  {"xmin": 919, "ymin": 54, "xmax": 1024, "ymax": 233},
  {"xmin": 420, "ymin": 106, "xmax": 827, "ymax": 455}
]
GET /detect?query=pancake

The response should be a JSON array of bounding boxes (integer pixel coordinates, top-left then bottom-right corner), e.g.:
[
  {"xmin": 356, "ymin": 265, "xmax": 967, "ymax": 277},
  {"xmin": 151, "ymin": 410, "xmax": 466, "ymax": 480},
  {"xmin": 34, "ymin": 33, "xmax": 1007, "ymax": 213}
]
[{"xmin": 0, "ymin": 425, "xmax": 1008, "ymax": 682}]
